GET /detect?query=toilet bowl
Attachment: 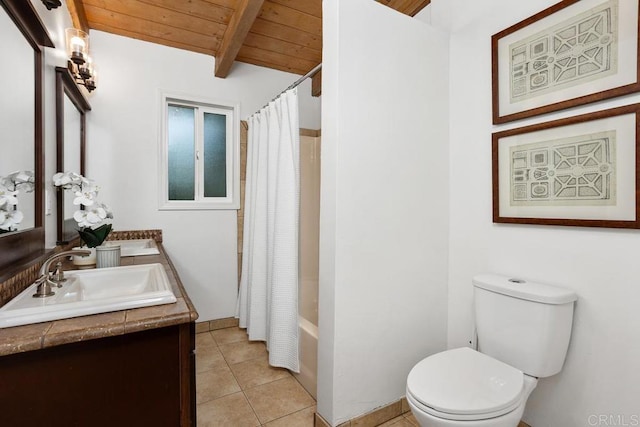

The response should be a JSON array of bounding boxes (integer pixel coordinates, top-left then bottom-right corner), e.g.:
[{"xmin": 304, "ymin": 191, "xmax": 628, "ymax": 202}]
[
  {"xmin": 405, "ymin": 274, "xmax": 576, "ymax": 427},
  {"xmin": 406, "ymin": 348, "xmax": 538, "ymax": 427}
]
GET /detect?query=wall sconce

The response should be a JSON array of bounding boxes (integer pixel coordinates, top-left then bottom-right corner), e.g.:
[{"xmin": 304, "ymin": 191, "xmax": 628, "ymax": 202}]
[
  {"xmin": 66, "ymin": 28, "xmax": 89, "ymax": 64},
  {"xmin": 65, "ymin": 28, "xmax": 97, "ymax": 92},
  {"xmin": 79, "ymin": 57, "xmax": 97, "ymax": 92}
]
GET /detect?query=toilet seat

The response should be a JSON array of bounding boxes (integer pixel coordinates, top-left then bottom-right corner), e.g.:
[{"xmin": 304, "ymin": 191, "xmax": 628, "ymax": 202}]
[{"xmin": 406, "ymin": 347, "xmax": 525, "ymax": 421}]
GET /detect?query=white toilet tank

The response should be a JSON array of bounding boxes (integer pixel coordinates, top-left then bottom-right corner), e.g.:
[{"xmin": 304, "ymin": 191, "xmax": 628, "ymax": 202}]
[{"xmin": 473, "ymin": 273, "xmax": 577, "ymax": 378}]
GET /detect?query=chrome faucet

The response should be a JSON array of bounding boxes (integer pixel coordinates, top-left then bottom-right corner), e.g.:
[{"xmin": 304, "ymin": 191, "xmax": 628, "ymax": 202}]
[{"xmin": 33, "ymin": 250, "xmax": 91, "ymax": 298}]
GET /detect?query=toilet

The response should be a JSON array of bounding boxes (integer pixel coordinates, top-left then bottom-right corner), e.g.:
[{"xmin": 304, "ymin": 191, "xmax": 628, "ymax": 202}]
[{"xmin": 406, "ymin": 273, "xmax": 577, "ymax": 427}]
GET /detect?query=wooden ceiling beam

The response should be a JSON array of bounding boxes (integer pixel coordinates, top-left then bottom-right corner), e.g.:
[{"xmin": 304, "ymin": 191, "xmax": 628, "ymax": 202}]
[
  {"xmin": 311, "ymin": 69, "xmax": 321, "ymax": 97},
  {"xmin": 66, "ymin": 0, "xmax": 90, "ymax": 33},
  {"xmin": 214, "ymin": 0, "xmax": 265, "ymax": 78}
]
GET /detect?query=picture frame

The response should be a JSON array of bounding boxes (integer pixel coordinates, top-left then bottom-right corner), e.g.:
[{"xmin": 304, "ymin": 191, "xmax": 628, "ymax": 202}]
[
  {"xmin": 492, "ymin": 103, "xmax": 640, "ymax": 228},
  {"xmin": 492, "ymin": 0, "xmax": 640, "ymax": 124}
]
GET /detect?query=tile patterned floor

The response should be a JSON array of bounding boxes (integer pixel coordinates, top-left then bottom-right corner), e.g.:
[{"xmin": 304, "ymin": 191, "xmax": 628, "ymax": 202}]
[
  {"xmin": 379, "ymin": 413, "xmax": 420, "ymax": 427},
  {"xmin": 195, "ymin": 326, "xmax": 420, "ymax": 427},
  {"xmin": 196, "ymin": 327, "xmax": 316, "ymax": 426}
]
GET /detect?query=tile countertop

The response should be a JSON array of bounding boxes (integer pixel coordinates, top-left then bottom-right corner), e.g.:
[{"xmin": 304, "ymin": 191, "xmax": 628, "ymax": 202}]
[{"xmin": 0, "ymin": 243, "xmax": 199, "ymax": 357}]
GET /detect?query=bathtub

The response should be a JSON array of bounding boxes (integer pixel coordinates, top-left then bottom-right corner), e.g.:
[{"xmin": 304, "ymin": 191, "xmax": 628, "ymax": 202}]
[
  {"xmin": 295, "ymin": 315, "xmax": 318, "ymax": 399},
  {"xmin": 297, "ymin": 136, "xmax": 320, "ymax": 399}
]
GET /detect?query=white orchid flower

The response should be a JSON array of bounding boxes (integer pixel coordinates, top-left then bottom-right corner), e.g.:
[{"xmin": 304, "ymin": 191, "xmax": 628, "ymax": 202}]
[
  {"xmin": 12, "ymin": 171, "xmax": 35, "ymax": 192},
  {"xmin": 14, "ymin": 171, "xmax": 31, "ymax": 180},
  {"xmin": 73, "ymin": 190, "xmax": 97, "ymax": 206},
  {"xmin": 99, "ymin": 202, "xmax": 114, "ymax": 219},
  {"xmin": 53, "ymin": 172, "xmax": 70, "ymax": 186},
  {"xmin": 74, "ymin": 176, "xmax": 99, "ymax": 207},
  {"xmin": 80, "ymin": 176, "xmax": 97, "ymax": 189},
  {"xmin": 0, "ymin": 208, "xmax": 23, "ymax": 231},
  {"xmin": 53, "ymin": 171, "xmax": 85, "ymax": 191},
  {"xmin": 0, "ymin": 184, "xmax": 19, "ymax": 208},
  {"xmin": 0, "ymin": 175, "xmax": 12, "ymax": 189},
  {"xmin": 52, "ymin": 172, "xmax": 113, "ymax": 231},
  {"xmin": 1, "ymin": 170, "xmax": 34, "ymax": 193},
  {"xmin": 73, "ymin": 204, "xmax": 108, "ymax": 228}
]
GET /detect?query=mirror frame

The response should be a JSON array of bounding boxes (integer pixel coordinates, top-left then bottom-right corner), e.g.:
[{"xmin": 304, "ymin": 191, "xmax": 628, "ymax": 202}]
[
  {"xmin": 0, "ymin": 0, "xmax": 54, "ymax": 280},
  {"xmin": 55, "ymin": 66, "xmax": 91, "ymax": 245}
]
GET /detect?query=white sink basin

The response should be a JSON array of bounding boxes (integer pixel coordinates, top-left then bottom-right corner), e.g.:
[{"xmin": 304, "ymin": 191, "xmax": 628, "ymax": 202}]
[
  {"xmin": 0, "ymin": 263, "xmax": 176, "ymax": 329},
  {"xmin": 105, "ymin": 239, "xmax": 160, "ymax": 256}
]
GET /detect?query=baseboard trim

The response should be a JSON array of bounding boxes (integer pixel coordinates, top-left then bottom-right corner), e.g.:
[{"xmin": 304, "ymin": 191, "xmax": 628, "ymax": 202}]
[
  {"xmin": 195, "ymin": 317, "xmax": 239, "ymax": 333},
  {"xmin": 314, "ymin": 397, "xmax": 409, "ymax": 427}
]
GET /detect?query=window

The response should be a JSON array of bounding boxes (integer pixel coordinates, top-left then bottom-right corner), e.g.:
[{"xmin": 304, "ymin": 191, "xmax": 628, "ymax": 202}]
[{"xmin": 159, "ymin": 93, "xmax": 239, "ymax": 210}]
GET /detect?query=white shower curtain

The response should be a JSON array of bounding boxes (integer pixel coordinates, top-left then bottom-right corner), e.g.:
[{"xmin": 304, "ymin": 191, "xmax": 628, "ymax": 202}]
[{"xmin": 236, "ymin": 88, "xmax": 300, "ymax": 372}]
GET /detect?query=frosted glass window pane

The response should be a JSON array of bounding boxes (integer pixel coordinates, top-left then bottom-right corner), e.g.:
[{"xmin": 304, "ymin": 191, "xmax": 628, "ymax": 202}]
[
  {"xmin": 168, "ymin": 105, "xmax": 195, "ymax": 200},
  {"xmin": 203, "ymin": 112, "xmax": 227, "ymax": 198}
]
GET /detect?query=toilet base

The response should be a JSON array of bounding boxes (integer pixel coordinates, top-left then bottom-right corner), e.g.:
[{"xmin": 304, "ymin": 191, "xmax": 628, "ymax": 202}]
[{"xmin": 408, "ymin": 400, "xmax": 525, "ymax": 427}]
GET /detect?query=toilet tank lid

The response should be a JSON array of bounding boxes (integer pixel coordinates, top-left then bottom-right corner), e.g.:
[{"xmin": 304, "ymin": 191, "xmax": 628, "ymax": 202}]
[{"xmin": 473, "ymin": 273, "xmax": 577, "ymax": 305}]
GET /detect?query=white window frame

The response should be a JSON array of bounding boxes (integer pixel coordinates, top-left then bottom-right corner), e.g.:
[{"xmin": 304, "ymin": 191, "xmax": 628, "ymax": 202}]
[{"xmin": 159, "ymin": 91, "xmax": 240, "ymax": 210}]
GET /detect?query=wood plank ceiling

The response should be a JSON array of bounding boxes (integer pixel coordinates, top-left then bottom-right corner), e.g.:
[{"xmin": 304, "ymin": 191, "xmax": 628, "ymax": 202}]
[{"xmin": 66, "ymin": 0, "xmax": 431, "ymax": 79}]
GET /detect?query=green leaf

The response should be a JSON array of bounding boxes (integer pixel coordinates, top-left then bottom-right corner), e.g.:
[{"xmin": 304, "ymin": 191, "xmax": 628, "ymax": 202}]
[{"xmin": 78, "ymin": 224, "xmax": 112, "ymax": 248}]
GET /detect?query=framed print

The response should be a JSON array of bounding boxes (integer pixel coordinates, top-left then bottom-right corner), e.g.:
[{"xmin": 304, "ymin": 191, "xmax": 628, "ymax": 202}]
[
  {"xmin": 492, "ymin": 0, "xmax": 640, "ymax": 124},
  {"xmin": 492, "ymin": 103, "xmax": 640, "ymax": 228}
]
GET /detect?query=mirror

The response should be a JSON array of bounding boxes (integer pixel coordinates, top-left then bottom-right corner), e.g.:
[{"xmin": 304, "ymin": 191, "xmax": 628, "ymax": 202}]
[
  {"xmin": 56, "ymin": 67, "xmax": 91, "ymax": 244},
  {"xmin": 0, "ymin": 4, "xmax": 35, "ymax": 233},
  {"xmin": 0, "ymin": 0, "xmax": 54, "ymax": 278}
]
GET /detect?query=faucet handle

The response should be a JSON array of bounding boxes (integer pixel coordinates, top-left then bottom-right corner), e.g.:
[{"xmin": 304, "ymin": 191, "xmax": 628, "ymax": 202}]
[
  {"xmin": 50, "ymin": 261, "xmax": 67, "ymax": 287},
  {"xmin": 33, "ymin": 276, "xmax": 55, "ymax": 298}
]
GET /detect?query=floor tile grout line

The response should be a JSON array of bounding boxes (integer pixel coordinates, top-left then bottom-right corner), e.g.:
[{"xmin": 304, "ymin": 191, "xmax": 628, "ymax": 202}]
[
  {"xmin": 196, "ymin": 387, "xmax": 242, "ymax": 407},
  {"xmin": 241, "ymin": 387, "xmax": 265, "ymax": 425},
  {"xmin": 237, "ymin": 371, "xmax": 294, "ymax": 392},
  {"xmin": 197, "ymin": 354, "xmax": 313, "ymax": 401},
  {"xmin": 290, "ymin": 371, "xmax": 315, "ymax": 400},
  {"xmin": 196, "ymin": 326, "xmax": 317, "ymax": 426},
  {"xmin": 197, "ymin": 341, "xmax": 291, "ymax": 393},
  {"xmin": 212, "ymin": 333, "xmax": 263, "ymax": 425},
  {"xmin": 241, "ymin": 376, "xmax": 314, "ymax": 425},
  {"xmin": 257, "ymin": 404, "xmax": 317, "ymax": 426}
]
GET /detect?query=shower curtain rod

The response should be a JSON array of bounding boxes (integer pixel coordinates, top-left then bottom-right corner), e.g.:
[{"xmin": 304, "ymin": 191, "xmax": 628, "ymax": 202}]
[{"xmin": 253, "ymin": 63, "xmax": 322, "ymax": 114}]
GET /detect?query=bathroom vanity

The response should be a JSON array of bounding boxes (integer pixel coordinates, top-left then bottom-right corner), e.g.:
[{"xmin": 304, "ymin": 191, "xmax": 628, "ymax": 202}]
[{"xmin": 0, "ymin": 234, "xmax": 198, "ymax": 427}]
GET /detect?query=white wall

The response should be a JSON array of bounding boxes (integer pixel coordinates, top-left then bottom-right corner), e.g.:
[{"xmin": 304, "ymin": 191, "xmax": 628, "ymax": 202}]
[
  {"xmin": 87, "ymin": 31, "xmax": 320, "ymax": 321},
  {"xmin": 318, "ymin": 0, "xmax": 450, "ymax": 424},
  {"xmin": 419, "ymin": 1, "xmax": 640, "ymax": 425},
  {"xmin": 27, "ymin": 0, "xmax": 321, "ymax": 321}
]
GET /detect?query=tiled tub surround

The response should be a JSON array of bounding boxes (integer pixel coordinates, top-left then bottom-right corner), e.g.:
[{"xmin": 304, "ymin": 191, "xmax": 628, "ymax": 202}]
[{"xmin": 0, "ymin": 229, "xmax": 197, "ymax": 356}]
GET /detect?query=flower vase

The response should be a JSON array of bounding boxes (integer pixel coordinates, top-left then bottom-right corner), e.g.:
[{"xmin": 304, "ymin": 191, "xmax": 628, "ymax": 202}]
[
  {"xmin": 96, "ymin": 245, "xmax": 121, "ymax": 269},
  {"xmin": 72, "ymin": 246, "xmax": 96, "ymax": 266}
]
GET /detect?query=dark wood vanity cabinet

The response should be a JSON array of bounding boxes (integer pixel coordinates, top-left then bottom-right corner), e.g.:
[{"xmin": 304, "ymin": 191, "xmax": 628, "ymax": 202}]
[{"xmin": 0, "ymin": 322, "xmax": 196, "ymax": 427}]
